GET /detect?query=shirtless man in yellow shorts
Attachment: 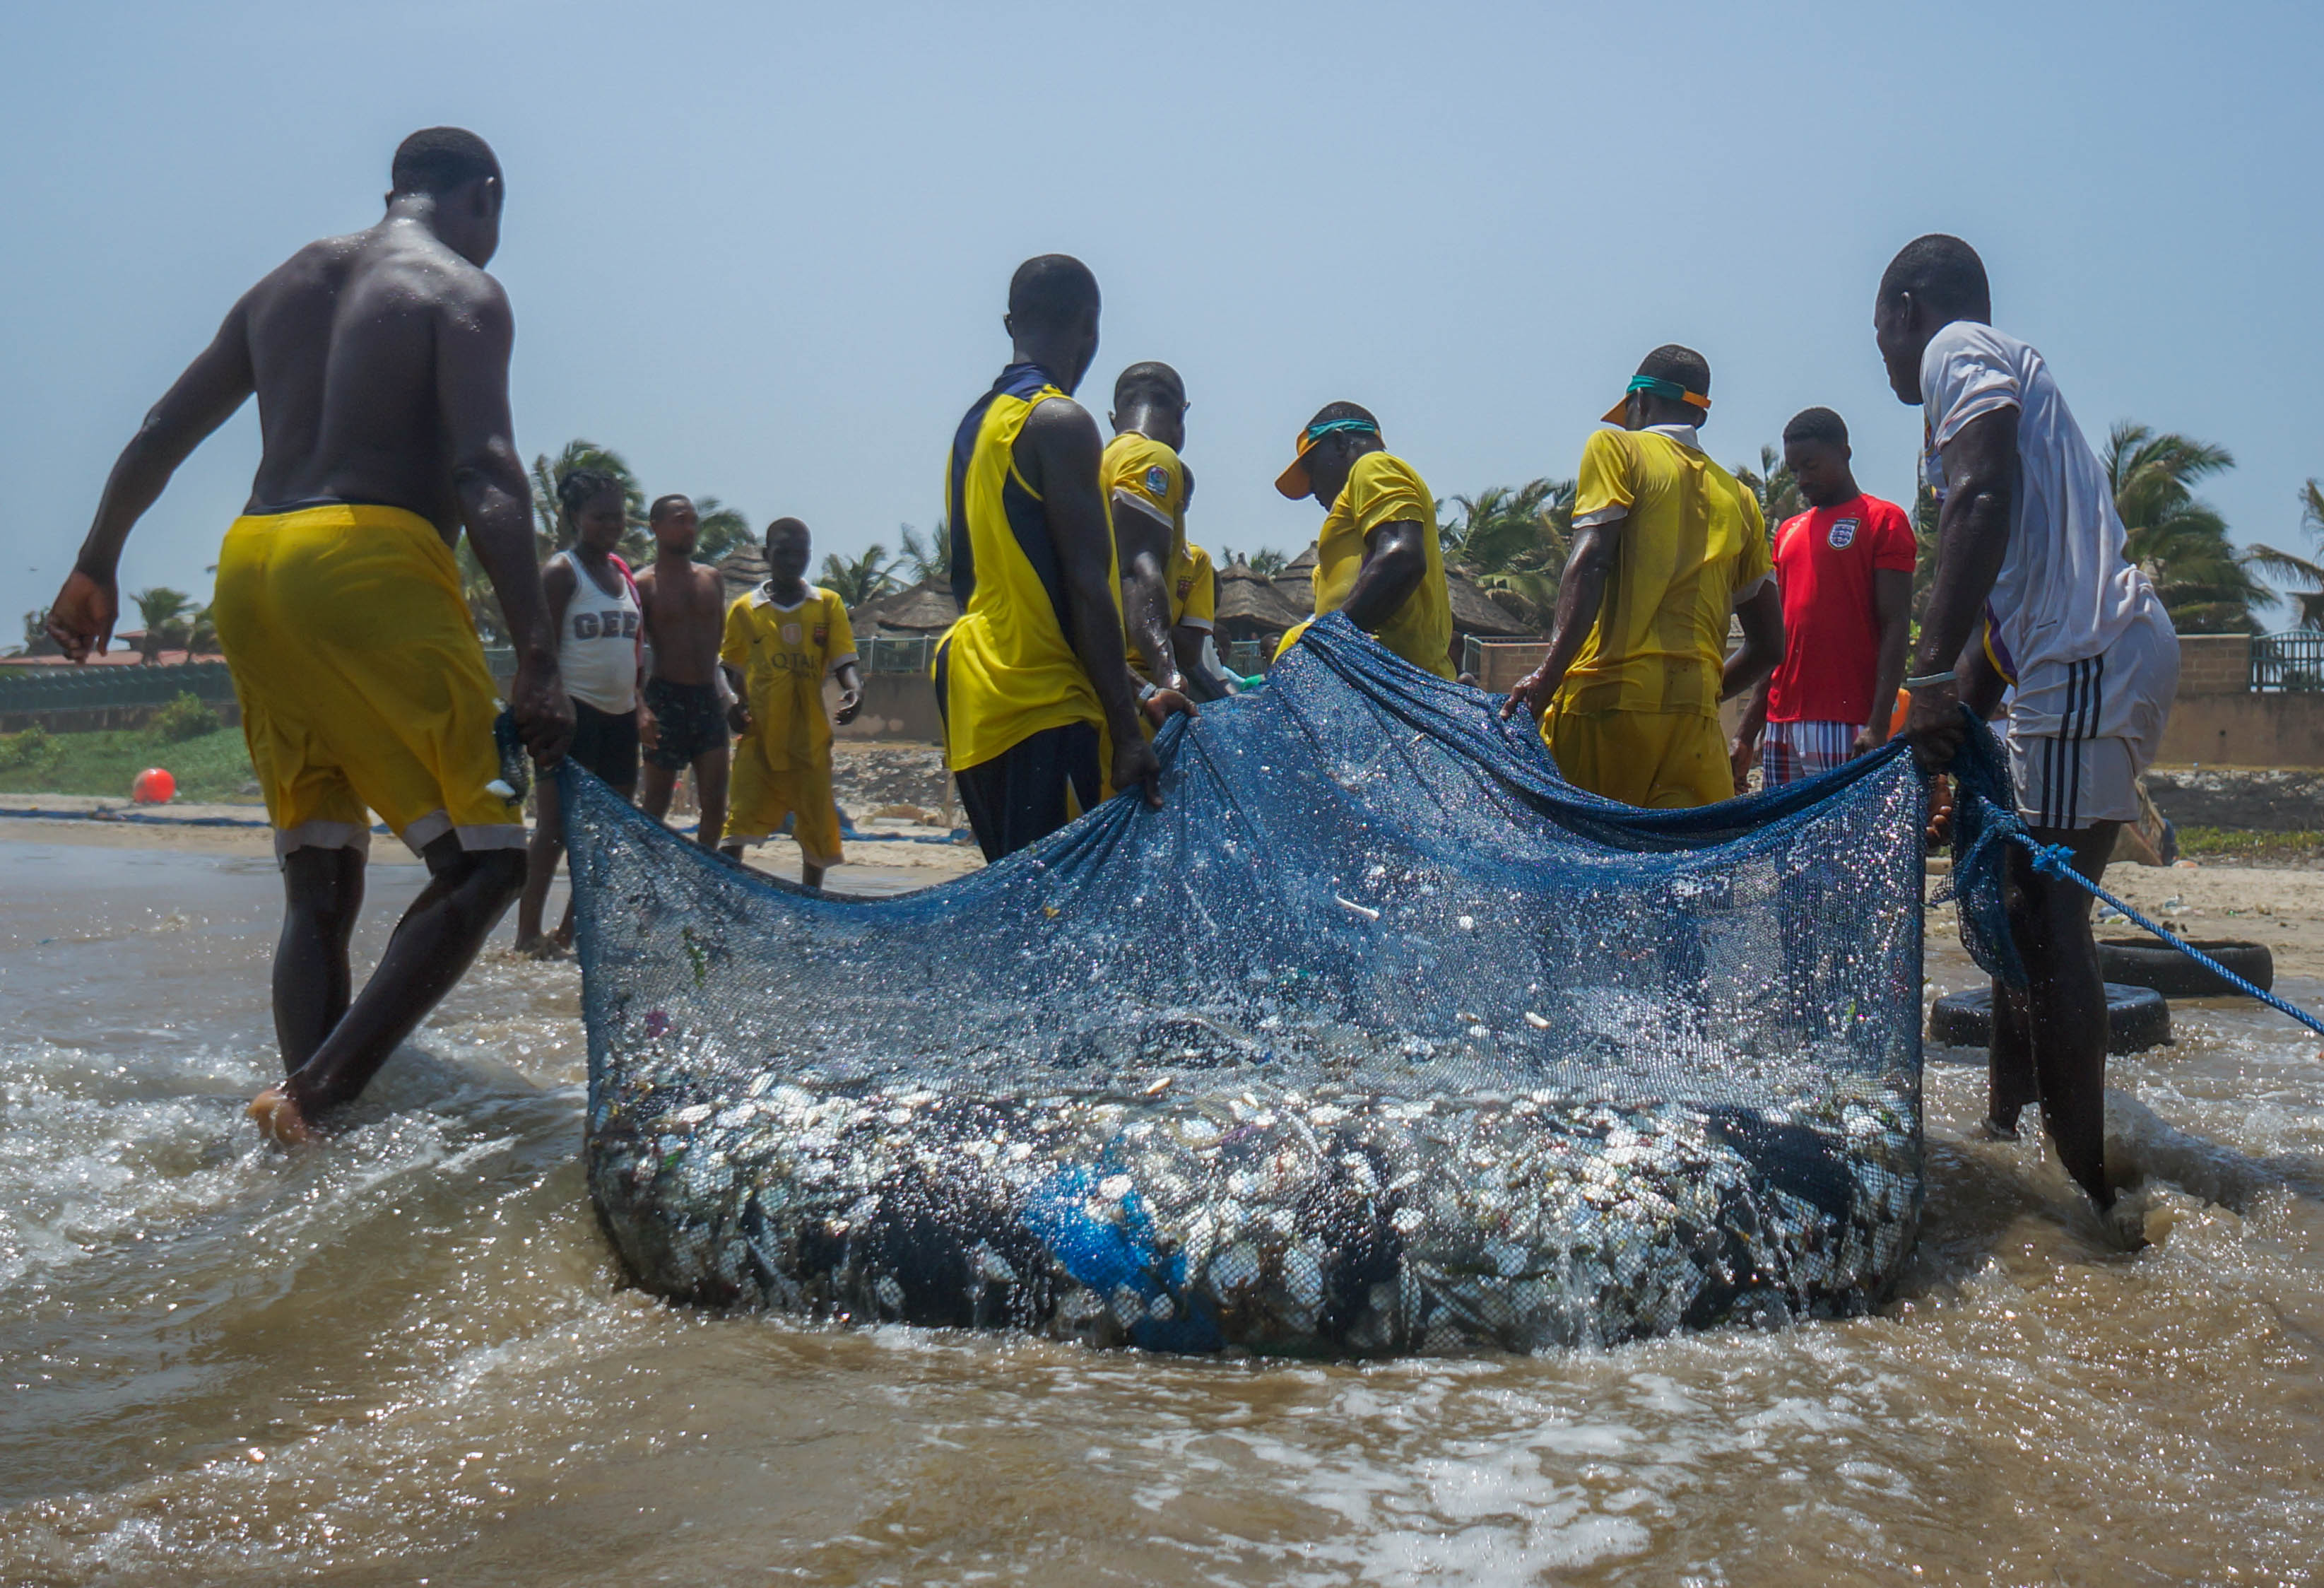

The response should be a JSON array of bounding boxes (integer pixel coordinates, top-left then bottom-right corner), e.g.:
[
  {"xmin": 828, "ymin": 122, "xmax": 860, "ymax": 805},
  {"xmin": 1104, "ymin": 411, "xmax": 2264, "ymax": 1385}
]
[
  {"xmin": 42, "ymin": 128, "xmax": 572, "ymax": 1143},
  {"xmin": 1500, "ymin": 346, "xmax": 1783, "ymax": 808}
]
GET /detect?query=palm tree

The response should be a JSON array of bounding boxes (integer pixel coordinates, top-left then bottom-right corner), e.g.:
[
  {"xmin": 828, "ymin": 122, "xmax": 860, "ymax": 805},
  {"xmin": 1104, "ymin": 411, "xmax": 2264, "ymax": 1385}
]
[
  {"xmin": 1439, "ymin": 478, "xmax": 1575, "ymax": 612},
  {"xmin": 692, "ymin": 496, "xmax": 755, "ymax": 563},
  {"xmin": 2245, "ymin": 478, "xmax": 2324, "ymax": 630},
  {"xmin": 1226, "ymin": 547, "xmax": 1290, "ymax": 577},
  {"xmin": 820, "ymin": 544, "xmax": 904, "ymax": 606},
  {"xmin": 2103, "ymin": 423, "xmax": 2268, "ymax": 634},
  {"xmin": 130, "ymin": 587, "xmax": 192, "ymax": 663},
  {"xmin": 1730, "ymin": 445, "xmax": 1805, "ymax": 530},
  {"xmin": 899, "ymin": 519, "xmax": 952, "ymax": 585},
  {"xmin": 529, "ymin": 439, "xmax": 645, "ymax": 556}
]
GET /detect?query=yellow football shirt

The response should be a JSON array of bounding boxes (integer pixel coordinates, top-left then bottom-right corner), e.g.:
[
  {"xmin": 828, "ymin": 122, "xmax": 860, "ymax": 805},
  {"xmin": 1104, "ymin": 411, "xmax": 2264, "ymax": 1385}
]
[
  {"xmin": 1552, "ymin": 427, "xmax": 1771, "ymax": 719},
  {"xmin": 1298, "ymin": 451, "xmax": 1455, "ymax": 678},
  {"xmin": 935, "ymin": 363, "xmax": 1120, "ymax": 772},
  {"xmin": 1104, "ymin": 432, "xmax": 1195, "ymax": 676},
  {"xmin": 1175, "ymin": 543, "xmax": 1215, "ymax": 630},
  {"xmin": 721, "ymin": 584, "xmax": 856, "ymax": 772}
]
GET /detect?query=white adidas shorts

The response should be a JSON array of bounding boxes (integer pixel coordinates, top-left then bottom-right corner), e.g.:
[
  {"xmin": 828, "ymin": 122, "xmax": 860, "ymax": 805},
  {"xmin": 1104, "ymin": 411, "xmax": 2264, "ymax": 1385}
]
[{"xmin": 2008, "ymin": 731, "xmax": 2142, "ymax": 830}]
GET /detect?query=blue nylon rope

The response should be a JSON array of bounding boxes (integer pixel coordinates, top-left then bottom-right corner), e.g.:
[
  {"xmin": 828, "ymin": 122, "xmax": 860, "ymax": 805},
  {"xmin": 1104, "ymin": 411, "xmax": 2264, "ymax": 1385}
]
[{"xmin": 2012, "ymin": 832, "xmax": 2324, "ymax": 1041}]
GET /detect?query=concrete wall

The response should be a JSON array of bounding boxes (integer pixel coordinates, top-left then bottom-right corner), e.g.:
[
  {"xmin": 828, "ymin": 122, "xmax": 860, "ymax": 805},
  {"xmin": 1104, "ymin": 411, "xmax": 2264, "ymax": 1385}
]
[
  {"xmin": 830, "ymin": 674, "xmax": 944, "ymax": 743},
  {"xmin": 2176, "ymin": 634, "xmax": 2251, "ymax": 695},
  {"xmin": 2156, "ymin": 693, "xmax": 2324, "ymax": 768}
]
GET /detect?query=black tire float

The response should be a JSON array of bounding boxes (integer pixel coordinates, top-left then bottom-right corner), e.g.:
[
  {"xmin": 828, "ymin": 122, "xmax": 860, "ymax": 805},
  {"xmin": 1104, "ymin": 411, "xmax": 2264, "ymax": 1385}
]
[
  {"xmin": 1927, "ymin": 982, "xmax": 2172, "ymax": 1054},
  {"xmin": 2096, "ymin": 937, "xmax": 2273, "ymax": 999}
]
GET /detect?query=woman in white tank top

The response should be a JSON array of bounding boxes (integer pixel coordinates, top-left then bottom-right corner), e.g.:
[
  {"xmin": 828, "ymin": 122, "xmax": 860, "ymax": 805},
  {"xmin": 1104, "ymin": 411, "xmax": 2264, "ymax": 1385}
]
[{"xmin": 518, "ymin": 471, "xmax": 644, "ymax": 953}]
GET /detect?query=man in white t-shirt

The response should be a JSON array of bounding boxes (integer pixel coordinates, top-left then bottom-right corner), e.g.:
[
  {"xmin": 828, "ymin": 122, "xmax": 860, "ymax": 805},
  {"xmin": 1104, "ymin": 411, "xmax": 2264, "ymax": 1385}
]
[{"xmin": 1877, "ymin": 233, "xmax": 2180, "ymax": 1217}]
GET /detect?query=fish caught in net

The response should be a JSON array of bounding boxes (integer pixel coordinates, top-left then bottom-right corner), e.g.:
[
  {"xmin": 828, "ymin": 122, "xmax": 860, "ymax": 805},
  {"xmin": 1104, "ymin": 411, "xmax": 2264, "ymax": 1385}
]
[{"xmin": 568, "ymin": 615, "xmax": 1979, "ymax": 1355}]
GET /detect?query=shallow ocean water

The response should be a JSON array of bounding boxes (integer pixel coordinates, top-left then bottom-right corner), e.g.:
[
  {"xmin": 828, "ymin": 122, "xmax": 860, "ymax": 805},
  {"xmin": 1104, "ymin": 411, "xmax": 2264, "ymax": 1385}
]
[{"xmin": 2, "ymin": 839, "xmax": 2320, "ymax": 1585}]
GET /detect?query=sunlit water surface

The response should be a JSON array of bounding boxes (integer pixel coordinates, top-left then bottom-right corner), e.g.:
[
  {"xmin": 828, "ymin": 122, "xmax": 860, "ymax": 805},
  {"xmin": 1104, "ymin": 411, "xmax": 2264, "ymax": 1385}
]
[{"xmin": 3, "ymin": 840, "xmax": 2321, "ymax": 1585}]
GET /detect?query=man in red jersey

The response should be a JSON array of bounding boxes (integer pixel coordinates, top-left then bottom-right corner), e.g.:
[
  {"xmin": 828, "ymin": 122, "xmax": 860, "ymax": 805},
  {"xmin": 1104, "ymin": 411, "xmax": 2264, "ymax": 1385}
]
[{"xmin": 1730, "ymin": 406, "xmax": 1916, "ymax": 790}]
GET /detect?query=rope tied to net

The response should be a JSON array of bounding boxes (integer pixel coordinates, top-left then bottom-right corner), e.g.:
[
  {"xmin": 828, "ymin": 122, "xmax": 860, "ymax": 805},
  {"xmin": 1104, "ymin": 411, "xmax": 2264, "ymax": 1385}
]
[{"xmin": 2013, "ymin": 833, "xmax": 2324, "ymax": 1041}]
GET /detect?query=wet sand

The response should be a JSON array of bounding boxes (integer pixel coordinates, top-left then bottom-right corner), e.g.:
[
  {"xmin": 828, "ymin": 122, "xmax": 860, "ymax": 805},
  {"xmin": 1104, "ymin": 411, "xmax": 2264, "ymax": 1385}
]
[{"xmin": 3, "ymin": 833, "xmax": 2323, "ymax": 1583}]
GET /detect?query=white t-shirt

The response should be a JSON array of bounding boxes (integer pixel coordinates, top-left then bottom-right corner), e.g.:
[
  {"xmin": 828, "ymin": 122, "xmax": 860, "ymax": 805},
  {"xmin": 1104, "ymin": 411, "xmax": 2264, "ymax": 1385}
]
[
  {"xmin": 553, "ymin": 550, "xmax": 642, "ymax": 714},
  {"xmin": 1920, "ymin": 321, "xmax": 2176, "ymax": 749}
]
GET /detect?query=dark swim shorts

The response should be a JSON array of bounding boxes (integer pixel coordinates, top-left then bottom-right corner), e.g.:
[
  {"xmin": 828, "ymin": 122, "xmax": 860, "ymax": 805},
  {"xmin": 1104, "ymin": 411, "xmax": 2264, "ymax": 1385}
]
[
  {"xmin": 568, "ymin": 698, "xmax": 639, "ymax": 794},
  {"xmin": 643, "ymin": 677, "xmax": 728, "ymax": 772}
]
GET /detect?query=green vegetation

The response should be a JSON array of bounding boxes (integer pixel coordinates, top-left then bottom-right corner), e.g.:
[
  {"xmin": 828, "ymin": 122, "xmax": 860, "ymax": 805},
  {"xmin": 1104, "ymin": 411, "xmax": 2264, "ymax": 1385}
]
[
  {"xmin": 2172, "ymin": 825, "xmax": 2324, "ymax": 862},
  {"xmin": 0, "ymin": 724, "xmax": 256, "ymax": 802},
  {"xmin": 2247, "ymin": 478, "xmax": 2324, "ymax": 630},
  {"xmin": 1439, "ymin": 479, "xmax": 1574, "ymax": 615},
  {"xmin": 820, "ymin": 543, "xmax": 905, "ymax": 605},
  {"xmin": 2105, "ymin": 424, "xmax": 2270, "ymax": 634},
  {"xmin": 1218, "ymin": 546, "xmax": 1290, "ymax": 576},
  {"xmin": 148, "ymin": 690, "xmax": 223, "ymax": 742}
]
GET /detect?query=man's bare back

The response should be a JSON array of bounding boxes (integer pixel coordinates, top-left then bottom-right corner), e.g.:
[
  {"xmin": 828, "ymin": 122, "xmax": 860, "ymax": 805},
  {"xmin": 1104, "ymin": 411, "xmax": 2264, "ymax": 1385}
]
[{"xmin": 237, "ymin": 227, "xmax": 509, "ymax": 537}]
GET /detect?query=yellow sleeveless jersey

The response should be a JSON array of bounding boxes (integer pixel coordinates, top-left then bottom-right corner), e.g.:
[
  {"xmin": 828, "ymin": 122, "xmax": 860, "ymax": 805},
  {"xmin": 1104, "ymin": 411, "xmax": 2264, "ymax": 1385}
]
[
  {"xmin": 934, "ymin": 363, "xmax": 1120, "ymax": 771},
  {"xmin": 1280, "ymin": 452, "xmax": 1455, "ymax": 678}
]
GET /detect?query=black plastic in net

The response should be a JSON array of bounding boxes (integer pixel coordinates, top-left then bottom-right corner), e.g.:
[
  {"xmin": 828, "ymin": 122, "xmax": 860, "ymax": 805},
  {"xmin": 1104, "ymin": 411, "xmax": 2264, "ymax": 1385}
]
[{"xmin": 567, "ymin": 616, "xmax": 1964, "ymax": 1355}]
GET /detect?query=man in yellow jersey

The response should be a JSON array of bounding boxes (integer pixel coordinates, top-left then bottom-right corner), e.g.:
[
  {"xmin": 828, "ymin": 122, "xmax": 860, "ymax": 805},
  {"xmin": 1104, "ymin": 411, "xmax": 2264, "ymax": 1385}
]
[
  {"xmin": 719, "ymin": 517, "xmax": 862, "ymax": 888},
  {"xmin": 934, "ymin": 255, "xmax": 1191, "ymax": 861},
  {"xmin": 42, "ymin": 128, "xmax": 571, "ymax": 1144},
  {"xmin": 1500, "ymin": 346, "xmax": 1784, "ymax": 808},
  {"xmin": 1102, "ymin": 360, "xmax": 1230, "ymax": 702},
  {"xmin": 1271, "ymin": 403, "xmax": 1456, "ymax": 678}
]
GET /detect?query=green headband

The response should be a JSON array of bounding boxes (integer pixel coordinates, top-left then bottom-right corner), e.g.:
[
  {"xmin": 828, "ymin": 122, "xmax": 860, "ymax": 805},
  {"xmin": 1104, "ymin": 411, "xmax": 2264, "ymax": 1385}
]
[
  {"xmin": 1625, "ymin": 375, "xmax": 1711, "ymax": 408},
  {"xmin": 1304, "ymin": 418, "xmax": 1380, "ymax": 441}
]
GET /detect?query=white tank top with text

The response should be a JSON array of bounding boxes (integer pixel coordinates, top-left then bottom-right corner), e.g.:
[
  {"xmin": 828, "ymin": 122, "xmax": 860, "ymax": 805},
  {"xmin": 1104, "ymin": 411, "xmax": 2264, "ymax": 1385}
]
[{"xmin": 554, "ymin": 550, "xmax": 641, "ymax": 713}]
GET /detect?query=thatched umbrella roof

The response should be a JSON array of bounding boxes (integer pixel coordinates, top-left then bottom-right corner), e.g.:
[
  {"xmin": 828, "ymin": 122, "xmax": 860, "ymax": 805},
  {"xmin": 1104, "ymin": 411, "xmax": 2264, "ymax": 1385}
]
[
  {"xmin": 1215, "ymin": 558, "xmax": 1306, "ymax": 638},
  {"xmin": 716, "ymin": 544, "xmax": 769, "ymax": 601},
  {"xmin": 851, "ymin": 577, "xmax": 960, "ymax": 636},
  {"xmin": 1270, "ymin": 541, "xmax": 1320, "ymax": 613},
  {"xmin": 1444, "ymin": 565, "xmax": 1543, "ymax": 637}
]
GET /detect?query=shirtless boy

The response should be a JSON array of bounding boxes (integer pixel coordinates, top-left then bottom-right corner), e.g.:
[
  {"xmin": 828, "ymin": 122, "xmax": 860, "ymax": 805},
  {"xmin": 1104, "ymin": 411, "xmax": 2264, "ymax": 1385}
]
[
  {"xmin": 635, "ymin": 494, "xmax": 733, "ymax": 849},
  {"xmin": 42, "ymin": 127, "xmax": 572, "ymax": 1143}
]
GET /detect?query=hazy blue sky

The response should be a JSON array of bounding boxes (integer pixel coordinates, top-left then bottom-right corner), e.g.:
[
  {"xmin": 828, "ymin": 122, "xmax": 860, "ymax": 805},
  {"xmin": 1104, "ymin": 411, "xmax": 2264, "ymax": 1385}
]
[{"xmin": 4, "ymin": 1, "xmax": 2318, "ymax": 633}]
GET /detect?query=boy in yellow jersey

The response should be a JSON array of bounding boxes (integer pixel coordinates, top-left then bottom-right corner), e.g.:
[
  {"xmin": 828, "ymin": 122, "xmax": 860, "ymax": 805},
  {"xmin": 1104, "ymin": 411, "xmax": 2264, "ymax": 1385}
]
[
  {"xmin": 1501, "ymin": 346, "xmax": 1785, "ymax": 808},
  {"xmin": 1103, "ymin": 360, "xmax": 1230, "ymax": 702},
  {"xmin": 719, "ymin": 517, "xmax": 863, "ymax": 888},
  {"xmin": 933, "ymin": 256, "xmax": 1191, "ymax": 861},
  {"xmin": 1271, "ymin": 403, "xmax": 1456, "ymax": 678}
]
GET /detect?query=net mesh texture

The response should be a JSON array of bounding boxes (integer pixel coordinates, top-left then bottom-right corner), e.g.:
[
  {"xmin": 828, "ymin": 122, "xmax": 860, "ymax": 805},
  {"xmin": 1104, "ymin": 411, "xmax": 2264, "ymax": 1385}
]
[{"xmin": 567, "ymin": 615, "xmax": 2012, "ymax": 1355}]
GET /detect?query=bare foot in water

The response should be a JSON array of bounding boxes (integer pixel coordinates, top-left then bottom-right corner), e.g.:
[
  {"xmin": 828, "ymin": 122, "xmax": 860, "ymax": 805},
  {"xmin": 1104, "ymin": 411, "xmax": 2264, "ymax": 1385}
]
[
  {"xmin": 514, "ymin": 933, "xmax": 562, "ymax": 960},
  {"xmin": 248, "ymin": 1084, "xmax": 319, "ymax": 1146}
]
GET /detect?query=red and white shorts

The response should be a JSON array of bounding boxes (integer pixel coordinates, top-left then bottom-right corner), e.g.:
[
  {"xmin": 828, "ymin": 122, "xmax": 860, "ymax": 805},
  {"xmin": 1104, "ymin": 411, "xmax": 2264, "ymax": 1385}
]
[{"xmin": 1759, "ymin": 719, "xmax": 1857, "ymax": 788}]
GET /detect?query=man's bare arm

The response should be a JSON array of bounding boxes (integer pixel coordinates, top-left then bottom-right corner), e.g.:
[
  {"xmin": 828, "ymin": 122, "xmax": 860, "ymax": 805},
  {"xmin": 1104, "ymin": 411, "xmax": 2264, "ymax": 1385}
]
[
  {"xmin": 1901, "ymin": 406, "xmax": 2018, "ymax": 766},
  {"xmin": 1341, "ymin": 522, "xmax": 1427, "ymax": 633},
  {"xmin": 1856, "ymin": 566, "xmax": 1914, "ymax": 751},
  {"xmin": 1112, "ymin": 492, "xmax": 1181, "ymax": 690},
  {"xmin": 1721, "ymin": 582, "xmax": 1783, "ymax": 700},
  {"xmin": 1171, "ymin": 627, "xmax": 1226, "ymax": 702},
  {"xmin": 1499, "ymin": 520, "xmax": 1617, "ymax": 719},
  {"xmin": 1022, "ymin": 401, "xmax": 1187, "ymax": 807},
  {"xmin": 435, "ymin": 276, "xmax": 572, "ymax": 764},
  {"xmin": 47, "ymin": 302, "xmax": 257, "ymax": 659}
]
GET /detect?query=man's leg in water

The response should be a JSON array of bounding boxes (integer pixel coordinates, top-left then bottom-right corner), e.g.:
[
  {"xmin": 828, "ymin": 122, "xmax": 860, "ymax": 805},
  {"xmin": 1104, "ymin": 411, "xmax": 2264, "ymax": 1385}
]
[
  {"xmin": 274, "ymin": 845, "xmax": 366, "ymax": 1072},
  {"xmin": 1996, "ymin": 820, "xmax": 2120, "ymax": 1207},
  {"xmin": 691, "ymin": 746, "xmax": 730, "ymax": 854},
  {"xmin": 514, "ymin": 767, "xmax": 564, "ymax": 953},
  {"xmin": 249, "ymin": 832, "xmax": 527, "ymax": 1142}
]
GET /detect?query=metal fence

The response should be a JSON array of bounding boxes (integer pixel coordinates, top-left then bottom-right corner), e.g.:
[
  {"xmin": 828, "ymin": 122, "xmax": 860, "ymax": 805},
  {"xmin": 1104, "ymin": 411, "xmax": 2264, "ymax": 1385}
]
[
  {"xmin": 858, "ymin": 635, "xmax": 937, "ymax": 675},
  {"xmin": 2252, "ymin": 630, "xmax": 2324, "ymax": 693},
  {"xmin": 0, "ymin": 659, "xmax": 239, "ymax": 712}
]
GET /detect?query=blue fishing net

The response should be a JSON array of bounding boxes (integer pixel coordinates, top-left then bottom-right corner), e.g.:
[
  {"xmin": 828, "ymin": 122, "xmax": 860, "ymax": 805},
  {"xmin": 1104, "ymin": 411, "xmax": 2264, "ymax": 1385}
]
[{"xmin": 567, "ymin": 615, "xmax": 2001, "ymax": 1354}]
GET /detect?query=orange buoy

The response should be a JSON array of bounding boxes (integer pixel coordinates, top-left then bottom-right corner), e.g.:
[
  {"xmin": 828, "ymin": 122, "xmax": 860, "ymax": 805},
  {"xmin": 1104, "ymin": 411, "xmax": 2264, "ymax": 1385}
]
[
  {"xmin": 132, "ymin": 767, "xmax": 176, "ymax": 804},
  {"xmin": 1887, "ymin": 687, "xmax": 1911, "ymax": 737}
]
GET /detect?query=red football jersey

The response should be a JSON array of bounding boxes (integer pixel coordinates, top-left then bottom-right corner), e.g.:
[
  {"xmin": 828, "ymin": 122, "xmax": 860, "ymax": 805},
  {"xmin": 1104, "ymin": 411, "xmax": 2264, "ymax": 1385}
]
[{"xmin": 1765, "ymin": 494, "xmax": 1917, "ymax": 725}]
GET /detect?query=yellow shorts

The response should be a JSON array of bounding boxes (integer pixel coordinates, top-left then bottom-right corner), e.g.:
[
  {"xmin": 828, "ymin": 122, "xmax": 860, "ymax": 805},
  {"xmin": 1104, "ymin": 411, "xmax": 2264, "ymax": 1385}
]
[
  {"xmin": 724, "ymin": 745, "xmax": 844, "ymax": 866},
  {"xmin": 1543, "ymin": 704, "xmax": 1733, "ymax": 810},
  {"xmin": 210, "ymin": 503, "xmax": 523, "ymax": 859}
]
